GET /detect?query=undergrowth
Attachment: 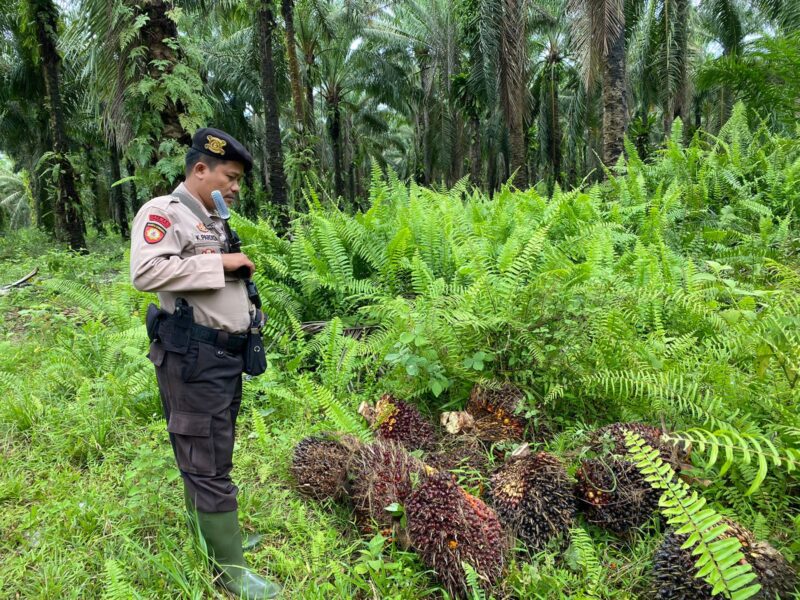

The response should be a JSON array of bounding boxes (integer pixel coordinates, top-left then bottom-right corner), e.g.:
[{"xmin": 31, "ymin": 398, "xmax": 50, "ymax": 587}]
[{"xmin": 1, "ymin": 107, "xmax": 798, "ymax": 598}]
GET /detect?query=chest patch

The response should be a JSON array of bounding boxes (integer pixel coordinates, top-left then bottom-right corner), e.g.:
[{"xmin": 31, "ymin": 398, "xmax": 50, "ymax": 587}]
[
  {"xmin": 144, "ymin": 223, "xmax": 167, "ymax": 244},
  {"xmin": 196, "ymin": 222, "xmax": 209, "ymax": 232},
  {"xmin": 149, "ymin": 214, "xmax": 171, "ymax": 228}
]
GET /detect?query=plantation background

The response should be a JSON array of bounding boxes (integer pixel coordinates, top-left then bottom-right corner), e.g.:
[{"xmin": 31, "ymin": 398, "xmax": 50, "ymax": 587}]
[
  {"xmin": 2, "ymin": 0, "xmax": 800, "ymax": 596},
  {"xmin": 1, "ymin": 107, "xmax": 799, "ymax": 598}
]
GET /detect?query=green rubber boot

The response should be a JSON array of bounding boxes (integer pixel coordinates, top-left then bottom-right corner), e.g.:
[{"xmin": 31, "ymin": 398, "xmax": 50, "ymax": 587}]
[
  {"xmin": 194, "ymin": 510, "xmax": 282, "ymax": 599},
  {"xmin": 183, "ymin": 488, "xmax": 265, "ymax": 551}
]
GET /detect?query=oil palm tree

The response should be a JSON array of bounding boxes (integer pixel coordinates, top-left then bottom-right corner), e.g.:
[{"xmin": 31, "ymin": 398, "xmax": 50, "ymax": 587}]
[
  {"xmin": 528, "ymin": 0, "xmax": 581, "ymax": 187},
  {"xmin": 76, "ymin": 0, "xmax": 213, "ymax": 197},
  {"xmin": 375, "ymin": 0, "xmax": 463, "ymax": 186},
  {"xmin": 568, "ymin": 0, "xmax": 628, "ymax": 167},
  {"xmin": 0, "ymin": 1, "xmax": 54, "ymax": 231},
  {"xmin": 257, "ymin": 0, "xmax": 290, "ymax": 228},
  {"xmin": 501, "ymin": 0, "xmax": 530, "ymax": 185},
  {"xmin": 25, "ymin": 0, "xmax": 87, "ymax": 249}
]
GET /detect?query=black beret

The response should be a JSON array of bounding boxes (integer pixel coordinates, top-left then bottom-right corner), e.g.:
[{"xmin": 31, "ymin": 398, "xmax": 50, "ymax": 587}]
[{"xmin": 190, "ymin": 127, "xmax": 253, "ymax": 172}]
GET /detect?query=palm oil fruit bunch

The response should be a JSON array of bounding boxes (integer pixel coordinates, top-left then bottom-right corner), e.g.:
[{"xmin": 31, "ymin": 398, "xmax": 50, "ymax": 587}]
[
  {"xmin": 466, "ymin": 383, "xmax": 528, "ymax": 442},
  {"xmin": 406, "ymin": 471, "xmax": 507, "ymax": 598},
  {"xmin": 374, "ymin": 394, "xmax": 436, "ymax": 451},
  {"xmin": 591, "ymin": 422, "xmax": 683, "ymax": 468},
  {"xmin": 291, "ymin": 434, "xmax": 361, "ymax": 501},
  {"xmin": 485, "ymin": 452, "xmax": 575, "ymax": 551},
  {"xmin": 348, "ymin": 439, "xmax": 429, "ymax": 532},
  {"xmin": 575, "ymin": 457, "xmax": 660, "ymax": 536},
  {"xmin": 653, "ymin": 520, "xmax": 797, "ymax": 599}
]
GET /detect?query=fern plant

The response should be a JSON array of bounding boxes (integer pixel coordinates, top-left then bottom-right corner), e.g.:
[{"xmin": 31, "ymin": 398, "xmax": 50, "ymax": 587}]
[{"xmin": 624, "ymin": 432, "xmax": 761, "ymax": 599}]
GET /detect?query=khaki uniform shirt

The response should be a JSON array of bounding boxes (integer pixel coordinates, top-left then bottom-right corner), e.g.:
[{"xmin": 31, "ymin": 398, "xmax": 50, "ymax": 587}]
[{"xmin": 130, "ymin": 183, "xmax": 253, "ymax": 334}]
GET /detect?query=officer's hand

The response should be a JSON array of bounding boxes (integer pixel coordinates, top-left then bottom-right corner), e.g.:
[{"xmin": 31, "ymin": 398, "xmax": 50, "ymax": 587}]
[{"xmin": 222, "ymin": 253, "xmax": 255, "ymax": 277}]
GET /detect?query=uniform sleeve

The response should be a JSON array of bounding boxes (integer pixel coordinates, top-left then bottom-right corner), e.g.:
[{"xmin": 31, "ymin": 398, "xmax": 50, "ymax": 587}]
[{"xmin": 130, "ymin": 204, "xmax": 225, "ymax": 292}]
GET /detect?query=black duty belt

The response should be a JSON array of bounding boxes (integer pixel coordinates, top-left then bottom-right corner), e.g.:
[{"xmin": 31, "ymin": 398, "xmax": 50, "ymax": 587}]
[{"xmin": 190, "ymin": 323, "xmax": 248, "ymax": 353}]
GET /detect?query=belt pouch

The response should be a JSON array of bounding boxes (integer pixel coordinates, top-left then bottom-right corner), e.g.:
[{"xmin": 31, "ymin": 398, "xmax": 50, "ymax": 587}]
[{"xmin": 243, "ymin": 328, "xmax": 266, "ymax": 376}]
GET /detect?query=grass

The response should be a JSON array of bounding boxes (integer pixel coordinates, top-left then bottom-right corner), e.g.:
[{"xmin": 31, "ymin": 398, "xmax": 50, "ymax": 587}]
[{"xmin": 0, "ymin": 227, "xmax": 792, "ymax": 599}]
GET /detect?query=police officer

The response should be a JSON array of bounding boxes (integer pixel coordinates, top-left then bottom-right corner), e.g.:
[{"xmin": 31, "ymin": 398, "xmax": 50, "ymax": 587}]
[{"xmin": 131, "ymin": 128, "xmax": 281, "ymax": 599}]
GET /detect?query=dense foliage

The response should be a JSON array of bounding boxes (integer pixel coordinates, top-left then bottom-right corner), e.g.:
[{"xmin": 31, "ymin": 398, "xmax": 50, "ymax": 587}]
[{"xmin": 1, "ymin": 108, "xmax": 798, "ymax": 597}]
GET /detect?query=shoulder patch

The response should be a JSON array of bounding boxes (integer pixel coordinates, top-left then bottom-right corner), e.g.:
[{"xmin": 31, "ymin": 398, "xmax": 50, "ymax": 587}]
[
  {"xmin": 144, "ymin": 222, "xmax": 167, "ymax": 244},
  {"xmin": 149, "ymin": 213, "xmax": 171, "ymax": 228}
]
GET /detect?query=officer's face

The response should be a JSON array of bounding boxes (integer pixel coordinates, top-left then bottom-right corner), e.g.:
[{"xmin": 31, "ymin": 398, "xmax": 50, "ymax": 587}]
[{"xmin": 193, "ymin": 161, "xmax": 245, "ymax": 210}]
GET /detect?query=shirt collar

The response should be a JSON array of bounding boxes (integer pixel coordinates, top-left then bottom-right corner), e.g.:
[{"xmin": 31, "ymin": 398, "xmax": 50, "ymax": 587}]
[{"xmin": 175, "ymin": 182, "xmax": 218, "ymax": 219}]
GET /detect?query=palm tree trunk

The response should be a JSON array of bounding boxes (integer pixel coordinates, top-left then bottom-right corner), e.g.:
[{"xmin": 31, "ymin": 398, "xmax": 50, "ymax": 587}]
[
  {"xmin": 546, "ymin": 56, "xmax": 562, "ymax": 185},
  {"xmin": 451, "ymin": 114, "xmax": 464, "ymax": 185},
  {"xmin": 257, "ymin": 1, "xmax": 289, "ymax": 229},
  {"xmin": 663, "ymin": 0, "xmax": 690, "ymax": 136},
  {"xmin": 305, "ymin": 53, "xmax": 316, "ymax": 134},
  {"xmin": 602, "ymin": 6, "xmax": 627, "ymax": 167},
  {"xmin": 240, "ymin": 169, "xmax": 258, "ymax": 219},
  {"xmin": 329, "ymin": 100, "xmax": 345, "ymax": 200},
  {"xmin": 140, "ymin": 0, "xmax": 190, "ymax": 177},
  {"xmin": 422, "ymin": 107, "xmax": 432, "ymax": 185},
  {"xmin": 470, "ymin": 116, "xmax": 482, "ymax": 189},
  {"xmin": 281, "ymin": 0, "xmax": 305, "ymax": 130},
  {"xmin": 126, "ymin": 159, "xmax": 141, "ymax": 213},
  {"xmin": 32, "ymin": 0, "xmax": 86, "ymax": 251},
  {"xmin": 85, "ymin": 146, "xmax": 106, "ymax": 235},
  {"xmin": 109, "ymin": 138, "xmax": 129, "ymax": 239},
  {"xmin": 501, "ymin": 0, "xmax": 528, "ymax": 187}
]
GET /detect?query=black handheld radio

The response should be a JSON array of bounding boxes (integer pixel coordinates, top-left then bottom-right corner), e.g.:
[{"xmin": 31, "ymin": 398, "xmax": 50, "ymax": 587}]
[{"xmin": 211, "ymin": 190, "xmax": 262, "ymax": 309}]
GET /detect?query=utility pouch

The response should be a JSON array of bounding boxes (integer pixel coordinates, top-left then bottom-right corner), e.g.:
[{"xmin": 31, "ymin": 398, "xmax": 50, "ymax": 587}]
[
  {"xmin": 243, "ymin": 312, "xmax": 266, "ymax": 376},
  {"xmin": 157, "ymin": 298, "xmax": 194, "ymax": 354}
]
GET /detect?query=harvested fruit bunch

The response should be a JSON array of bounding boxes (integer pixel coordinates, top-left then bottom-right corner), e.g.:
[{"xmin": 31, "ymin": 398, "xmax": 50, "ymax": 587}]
[
  {"xmin": 291, "ymin": 434, "xmax": 361, "ymax": 501},
  {"xmin": 591, "ymin": 422, "xmax": 684, "ymax": 468},
  {"xmin": 466, "ymin": 383, "xmax": 528, "ymax": 442},
  {"xmin": 374, "ymin": 394, "xmax": 436, "ymax": 451},
  {"xmin": 653, "ymin": 520, "xmax": 798, "ymax": 599},
  {"xmin": 349, "ymin": 439, "xmax": 428, "ymax": 531},
  {"xmin": 406, "ymin": 471, "xmax": 508, "ymax": 599},
  {"xmin": 485, "ymin": 452, "xmax": 575, "ymax": 551},
  {"xmin": 575, "ymin": 457, "xmax": 660, "ymax": 535}
]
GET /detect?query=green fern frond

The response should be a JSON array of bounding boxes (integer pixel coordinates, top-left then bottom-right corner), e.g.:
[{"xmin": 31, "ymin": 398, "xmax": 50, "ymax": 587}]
[
  {"xmin": 296, "ymin": 376, "xmax": 371, "ymax": 442},
  {"xmin": 461, "ymin": 562, "xmax": 488, "ymax": 600},
  {"xmin": 102, "ymin": 559, "xmax": 141, "ymax": 600},
  {"xmin": 624, "ymin": 432, "xmax": 761, "ymax": 600},
  {"xmin": 568, "ymin": 527, "xmax": 602, "ymax": 598},
  {"xmin": 665, "ymin": 428, "xmax": 800, "ymax": 495}
]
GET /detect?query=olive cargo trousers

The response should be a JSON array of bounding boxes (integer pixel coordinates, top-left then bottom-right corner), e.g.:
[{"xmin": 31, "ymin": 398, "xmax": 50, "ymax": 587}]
[{"xmin": 149, "ymin": 339, "xmax": 244, "ymax": 513}]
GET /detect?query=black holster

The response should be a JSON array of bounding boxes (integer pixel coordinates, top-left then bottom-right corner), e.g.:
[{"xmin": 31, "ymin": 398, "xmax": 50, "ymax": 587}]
[{"xmin": 145, "ymin": 299, "xmax": 194, "ymax": 354}]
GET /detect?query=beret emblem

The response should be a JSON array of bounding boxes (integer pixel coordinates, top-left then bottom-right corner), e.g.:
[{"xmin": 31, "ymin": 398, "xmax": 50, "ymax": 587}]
[{"xmin": 204, "ymin": 135, "xmax": 227, "ymax": 156}]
